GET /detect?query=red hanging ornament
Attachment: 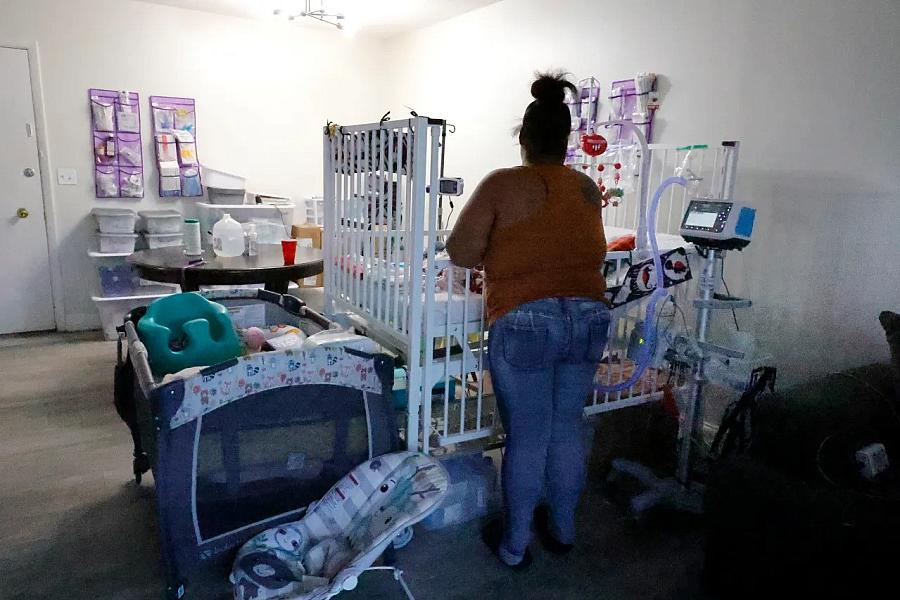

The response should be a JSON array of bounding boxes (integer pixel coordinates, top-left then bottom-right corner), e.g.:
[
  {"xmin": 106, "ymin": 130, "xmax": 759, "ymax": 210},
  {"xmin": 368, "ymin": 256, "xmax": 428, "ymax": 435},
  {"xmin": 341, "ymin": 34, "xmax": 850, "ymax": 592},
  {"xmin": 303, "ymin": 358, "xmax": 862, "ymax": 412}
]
[
  {"xmin": 614, "ymin": 162, "xmax": 622, "ymax": 170},
  {"xmin": 598, "ymin": 164, "xmax": 605, "ymax": 172},
  {"xmin": 581, "ymin": 132, "xmax": 608, "ymax": 157}
]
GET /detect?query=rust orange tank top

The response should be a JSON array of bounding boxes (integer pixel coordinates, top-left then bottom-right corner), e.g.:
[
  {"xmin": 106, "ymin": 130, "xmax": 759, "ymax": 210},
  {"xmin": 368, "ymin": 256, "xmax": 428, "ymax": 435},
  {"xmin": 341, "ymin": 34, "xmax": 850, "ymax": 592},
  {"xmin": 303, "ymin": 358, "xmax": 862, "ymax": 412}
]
[{"xmin": 483, "ymin": 165, "xmax": 607, "ymax": 324}]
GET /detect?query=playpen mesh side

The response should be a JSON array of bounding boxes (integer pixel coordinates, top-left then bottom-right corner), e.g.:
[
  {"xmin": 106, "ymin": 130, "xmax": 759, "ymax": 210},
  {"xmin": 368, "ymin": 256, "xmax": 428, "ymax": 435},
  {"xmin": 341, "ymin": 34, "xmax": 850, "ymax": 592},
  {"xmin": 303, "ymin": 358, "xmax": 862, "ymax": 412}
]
[{"xmin": 192, "ymin": 385, "xmax": 373, "ymax": 540}]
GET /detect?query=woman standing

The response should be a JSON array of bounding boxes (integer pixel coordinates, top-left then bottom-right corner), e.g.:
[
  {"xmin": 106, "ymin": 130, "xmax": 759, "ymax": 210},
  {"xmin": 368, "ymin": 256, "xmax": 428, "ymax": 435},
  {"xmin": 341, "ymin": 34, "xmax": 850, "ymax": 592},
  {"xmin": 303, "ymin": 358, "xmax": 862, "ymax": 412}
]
[{"xmin": 447, "ymin": 72, "xmax": 610, "ymax": 569}]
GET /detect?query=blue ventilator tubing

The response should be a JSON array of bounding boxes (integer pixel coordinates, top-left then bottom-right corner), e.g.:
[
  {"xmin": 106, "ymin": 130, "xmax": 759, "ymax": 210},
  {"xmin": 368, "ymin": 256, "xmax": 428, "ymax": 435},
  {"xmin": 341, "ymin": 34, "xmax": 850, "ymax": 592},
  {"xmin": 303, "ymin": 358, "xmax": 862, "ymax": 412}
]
[{"xmin": 594, "ymin": 176, "xmax": 688, "ymax": 393}]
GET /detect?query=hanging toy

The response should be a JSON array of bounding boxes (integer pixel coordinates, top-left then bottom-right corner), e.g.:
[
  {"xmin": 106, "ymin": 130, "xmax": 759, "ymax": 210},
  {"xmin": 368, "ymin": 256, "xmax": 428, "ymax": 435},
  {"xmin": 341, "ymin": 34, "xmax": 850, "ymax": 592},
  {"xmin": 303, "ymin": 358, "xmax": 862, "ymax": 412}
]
[
  {"xmin": 608, "ymin": 187, "xmax": 625, "ymax": 207},
  {"xmin": 581, "ymin": 132, "xmax": 608, "ymax": 157}
]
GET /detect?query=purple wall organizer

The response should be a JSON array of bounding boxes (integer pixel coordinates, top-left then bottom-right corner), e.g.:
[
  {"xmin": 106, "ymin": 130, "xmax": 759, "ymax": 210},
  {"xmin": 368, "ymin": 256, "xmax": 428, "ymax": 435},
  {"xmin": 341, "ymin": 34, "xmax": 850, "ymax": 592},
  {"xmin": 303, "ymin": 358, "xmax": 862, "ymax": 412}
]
[
  {"xmin": 607, "ymin": 75, "xmax": 658, "ymax": 145},
  {"xmin": 89, "ymin": 89, "xmax": 144, "ymax": 198},
  {"xmin": 565, "ymin": 77, "xmax": 601, "ymax": 166},
  {"xmin": 149, "ymin": 95, "xmax": 203, "ymax": 198}
]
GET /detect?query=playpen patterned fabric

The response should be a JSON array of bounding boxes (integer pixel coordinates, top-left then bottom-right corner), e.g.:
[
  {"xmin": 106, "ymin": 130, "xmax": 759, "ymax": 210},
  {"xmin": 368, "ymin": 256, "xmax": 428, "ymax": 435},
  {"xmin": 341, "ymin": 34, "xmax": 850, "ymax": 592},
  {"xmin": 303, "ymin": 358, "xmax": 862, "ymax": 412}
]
[
  {"xmin": 231, "ymin": 451, "xmax": 449, "ymax": 600},
  {"xmin": 169, "ymin": 347, "xmax": 383, "ymax": 429}
]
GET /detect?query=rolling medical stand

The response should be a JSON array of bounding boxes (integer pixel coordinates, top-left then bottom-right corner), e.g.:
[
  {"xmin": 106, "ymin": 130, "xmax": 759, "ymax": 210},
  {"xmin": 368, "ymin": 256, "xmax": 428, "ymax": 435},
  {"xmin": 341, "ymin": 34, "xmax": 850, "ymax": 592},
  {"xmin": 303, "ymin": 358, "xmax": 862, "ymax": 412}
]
[{"xmin": 608, "ymin": 142, "xmax": 758, "ymax": 515}]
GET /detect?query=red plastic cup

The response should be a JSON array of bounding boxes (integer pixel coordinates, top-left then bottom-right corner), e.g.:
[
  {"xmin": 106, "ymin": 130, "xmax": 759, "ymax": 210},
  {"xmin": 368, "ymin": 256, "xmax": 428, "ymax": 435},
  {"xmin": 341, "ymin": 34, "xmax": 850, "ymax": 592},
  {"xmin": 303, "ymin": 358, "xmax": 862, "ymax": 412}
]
[{"xmin": 281, "ymin": 239, "xmax": 297, "ymax": 265}]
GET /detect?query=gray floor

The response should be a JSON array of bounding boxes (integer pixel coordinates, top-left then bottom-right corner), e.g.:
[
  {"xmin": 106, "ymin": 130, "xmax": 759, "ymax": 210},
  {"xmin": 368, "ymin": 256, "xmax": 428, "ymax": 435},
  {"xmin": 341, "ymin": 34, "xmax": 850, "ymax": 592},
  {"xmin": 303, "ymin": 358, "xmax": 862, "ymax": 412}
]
[{"xmin": 0, "ymin": 331, "xmax": 708, "ymax": 600}]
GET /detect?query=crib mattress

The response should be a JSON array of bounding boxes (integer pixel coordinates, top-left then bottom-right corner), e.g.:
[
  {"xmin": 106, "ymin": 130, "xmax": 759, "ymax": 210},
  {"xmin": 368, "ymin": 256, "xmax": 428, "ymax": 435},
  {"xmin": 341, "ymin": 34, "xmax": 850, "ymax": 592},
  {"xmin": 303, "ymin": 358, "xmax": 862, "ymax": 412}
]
[{"xmin": 428, "ymin": 292, "xmax": 484, "ymax": 326}]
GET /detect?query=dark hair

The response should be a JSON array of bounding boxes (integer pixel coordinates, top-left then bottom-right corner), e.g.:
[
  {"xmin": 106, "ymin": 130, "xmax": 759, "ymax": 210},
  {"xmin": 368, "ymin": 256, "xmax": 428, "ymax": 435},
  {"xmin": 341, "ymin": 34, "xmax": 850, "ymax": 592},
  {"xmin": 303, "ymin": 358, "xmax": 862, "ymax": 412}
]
[{"xmin": 519, "ymin": 71, "xmax": 577, "ymax": 162}]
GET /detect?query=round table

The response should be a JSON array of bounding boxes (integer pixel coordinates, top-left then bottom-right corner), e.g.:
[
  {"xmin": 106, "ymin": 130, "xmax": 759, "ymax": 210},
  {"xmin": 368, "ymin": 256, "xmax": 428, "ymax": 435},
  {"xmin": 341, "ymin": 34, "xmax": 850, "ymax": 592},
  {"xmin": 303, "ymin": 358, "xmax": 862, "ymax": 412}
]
[{"xmin": 127, "ymin": 245, "xmax": 324, "ymax": 294}]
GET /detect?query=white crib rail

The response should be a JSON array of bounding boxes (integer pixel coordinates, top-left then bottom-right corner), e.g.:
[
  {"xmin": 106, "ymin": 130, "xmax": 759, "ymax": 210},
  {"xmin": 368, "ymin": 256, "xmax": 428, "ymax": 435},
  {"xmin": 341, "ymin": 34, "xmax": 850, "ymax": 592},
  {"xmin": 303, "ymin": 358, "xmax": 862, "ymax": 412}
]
[{"xmin": 421, "ymin": 259, "xmax": 493, "ymax": 452}]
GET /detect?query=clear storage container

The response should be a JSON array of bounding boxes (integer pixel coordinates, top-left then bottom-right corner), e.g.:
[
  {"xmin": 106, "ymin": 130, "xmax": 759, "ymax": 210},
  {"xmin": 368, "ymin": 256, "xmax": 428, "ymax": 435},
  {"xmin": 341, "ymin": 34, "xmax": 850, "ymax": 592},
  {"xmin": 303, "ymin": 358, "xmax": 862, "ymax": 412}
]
[
  {"xmin": 139, "ymin": 209, "xmax": 183, "ymax": 234},
  {"xmin": 98, "ymin": 232, "xmax": 139, "ymax": 253},
  {"xmin": 421, "ymin": 452, "xmax": 499, "ymax": 530},
  {"xmin": 92, "ymin": 293, "xmax": 170, "ymax": 341},
  {"xmin": 91, "ymin": 208, "xmax": 137, "ymax": 233},
  {"xmin": 144, "ymin": 232, "xmax": 184, "ymax": 249}
]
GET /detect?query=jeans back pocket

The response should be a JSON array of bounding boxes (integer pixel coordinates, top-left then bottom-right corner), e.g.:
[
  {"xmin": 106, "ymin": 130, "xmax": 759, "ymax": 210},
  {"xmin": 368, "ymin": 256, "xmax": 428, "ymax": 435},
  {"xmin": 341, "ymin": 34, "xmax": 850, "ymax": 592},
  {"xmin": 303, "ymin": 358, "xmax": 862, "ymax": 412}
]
[
  {"xmin": 501, "ymin": 324, "xmax": 550, "ymax": 370},
  {"xmin": 585, "ymin": 312, "xmax": 611, "ymax": 363}
]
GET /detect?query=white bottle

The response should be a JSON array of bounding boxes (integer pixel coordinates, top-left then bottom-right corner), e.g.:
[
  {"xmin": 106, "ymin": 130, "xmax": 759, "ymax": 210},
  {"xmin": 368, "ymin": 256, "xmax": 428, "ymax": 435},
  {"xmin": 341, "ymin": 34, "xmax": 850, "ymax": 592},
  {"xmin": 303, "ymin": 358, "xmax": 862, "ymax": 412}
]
[
  {"xmin": 212, "ymin": 213, "xmax": 244, "ymax": 257},
  {"xmin": 246, "ymin": 223, "xmax": 258, "ymax": 257}
]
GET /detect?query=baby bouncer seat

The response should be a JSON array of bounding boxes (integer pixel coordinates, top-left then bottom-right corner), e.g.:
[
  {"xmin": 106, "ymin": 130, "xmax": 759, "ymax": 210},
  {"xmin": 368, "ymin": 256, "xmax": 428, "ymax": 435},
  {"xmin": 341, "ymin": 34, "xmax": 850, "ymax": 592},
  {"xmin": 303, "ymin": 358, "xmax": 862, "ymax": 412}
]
[{"xmin": 231, "ymin": 451, "xmax": 449, "ymax": 600}]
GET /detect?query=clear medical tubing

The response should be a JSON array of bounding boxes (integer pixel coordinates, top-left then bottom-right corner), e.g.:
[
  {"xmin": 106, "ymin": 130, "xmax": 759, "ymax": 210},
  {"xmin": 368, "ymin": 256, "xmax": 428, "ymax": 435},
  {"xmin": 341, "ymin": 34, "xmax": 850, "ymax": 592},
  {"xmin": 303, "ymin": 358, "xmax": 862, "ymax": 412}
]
[{"xmin": 594, "ymin": 175, "xmax": 688, "ymax": 393}]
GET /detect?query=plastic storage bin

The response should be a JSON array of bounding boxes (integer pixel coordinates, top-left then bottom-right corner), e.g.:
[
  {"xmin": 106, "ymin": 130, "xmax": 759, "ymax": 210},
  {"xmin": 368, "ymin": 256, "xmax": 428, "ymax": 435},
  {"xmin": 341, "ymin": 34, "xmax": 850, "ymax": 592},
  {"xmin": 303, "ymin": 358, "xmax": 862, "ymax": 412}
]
[
  {"xmin": 144, "ymin": 232, "xmax": 184, "ymax": 249},
  {"xmin": 421, "ymin": 452, "xmax": 499, "ymax": 530},
  {"xmin": 92, "ymin": 293, "xmax": 170, "ymax": 341},
  {"xmin": 139, "ymin": 209, "xmax": 182, "ymax": 234},
  {"xmin": 304, "ymin": 196, "xmax": 324, "ymax": 226},
  {"xmin": 89, "ymin": 251, "xmax": 178, "ymax": 297},
  {"xmin": 201, "ymin": 165, "xmax": 246, "ymax": 189},
  {"xmin": 98, "ymin": 232, "xmax": 138, "ymax": 253},
  {"xmin": 196, "ymin": 202, "xmax": 294, "ymax": 248},
  {"xmin": 98, "ymin": 263, "xmax": 141, "ymax": 297},
  {"xmin": 92, "ymin": 208, "xmax": 137, "ymax": 233},
  {"xmin": 207, "ymin": 187, "xmax": 246, "ymax": 205}
]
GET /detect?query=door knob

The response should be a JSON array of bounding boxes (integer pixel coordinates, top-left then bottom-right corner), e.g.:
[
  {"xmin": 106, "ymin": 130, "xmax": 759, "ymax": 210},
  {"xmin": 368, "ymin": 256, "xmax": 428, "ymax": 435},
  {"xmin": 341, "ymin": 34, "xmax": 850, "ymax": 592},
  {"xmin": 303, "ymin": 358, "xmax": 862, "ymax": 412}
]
[
  {"xmin": 23, "ymin": 167, "xmax": 35, "ymax": 178},
  {"xmin": 17, "ymin": 208, "xmax": 29, "ymax": 219}
]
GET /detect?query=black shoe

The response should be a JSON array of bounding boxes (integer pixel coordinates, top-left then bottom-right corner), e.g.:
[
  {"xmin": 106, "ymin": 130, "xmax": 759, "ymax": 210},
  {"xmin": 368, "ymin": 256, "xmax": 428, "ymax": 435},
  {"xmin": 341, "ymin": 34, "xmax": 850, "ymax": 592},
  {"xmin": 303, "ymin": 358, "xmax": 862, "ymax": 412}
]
[
  {"xmin": 534, "ymin": 505, "xmax": 574, "ymax": 555},
  {"xmin": 481, "ymin": 519, "xmax": 533, "ymax": 571}
]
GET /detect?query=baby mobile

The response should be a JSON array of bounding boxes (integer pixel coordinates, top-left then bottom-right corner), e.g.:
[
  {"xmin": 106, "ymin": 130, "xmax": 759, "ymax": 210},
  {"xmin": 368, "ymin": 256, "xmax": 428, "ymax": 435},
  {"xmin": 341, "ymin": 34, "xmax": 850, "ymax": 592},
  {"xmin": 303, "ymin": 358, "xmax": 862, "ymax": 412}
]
[{"xmin": 565, "ymin": 73, "xmax": 659, "ymax": 208}]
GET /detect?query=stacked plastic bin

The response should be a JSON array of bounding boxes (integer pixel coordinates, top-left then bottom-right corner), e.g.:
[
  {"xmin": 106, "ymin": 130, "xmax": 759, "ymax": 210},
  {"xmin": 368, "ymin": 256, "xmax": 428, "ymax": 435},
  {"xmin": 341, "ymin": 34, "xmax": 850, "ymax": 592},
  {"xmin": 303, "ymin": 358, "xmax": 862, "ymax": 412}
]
[
  {"xmin": 89, "ymin": 208, "xmax": 177, "ymax": 340},
  {"xmin": 139, "ymin": 209, "xmax": 184, "ymax": 249},
  {"xmin": 304, "ymin": 196, "xmax": 325, "ymax": 227}
]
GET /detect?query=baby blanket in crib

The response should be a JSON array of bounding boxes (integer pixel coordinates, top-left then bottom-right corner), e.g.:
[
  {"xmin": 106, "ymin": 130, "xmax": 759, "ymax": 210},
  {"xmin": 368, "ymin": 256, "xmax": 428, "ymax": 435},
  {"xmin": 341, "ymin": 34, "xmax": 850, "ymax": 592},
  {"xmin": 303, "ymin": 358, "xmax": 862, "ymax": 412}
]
[{"xmin": 605, "ymin": 247, "xmax": 692, "ymax": 308}]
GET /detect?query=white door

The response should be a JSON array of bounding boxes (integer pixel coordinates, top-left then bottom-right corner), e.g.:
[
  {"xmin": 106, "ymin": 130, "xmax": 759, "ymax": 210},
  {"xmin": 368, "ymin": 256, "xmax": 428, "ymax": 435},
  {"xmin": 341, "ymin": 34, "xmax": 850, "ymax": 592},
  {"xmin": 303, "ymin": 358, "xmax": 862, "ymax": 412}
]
[{"xmin": 0, "ymin": 47, "xmax": 55, "ymax": 334}]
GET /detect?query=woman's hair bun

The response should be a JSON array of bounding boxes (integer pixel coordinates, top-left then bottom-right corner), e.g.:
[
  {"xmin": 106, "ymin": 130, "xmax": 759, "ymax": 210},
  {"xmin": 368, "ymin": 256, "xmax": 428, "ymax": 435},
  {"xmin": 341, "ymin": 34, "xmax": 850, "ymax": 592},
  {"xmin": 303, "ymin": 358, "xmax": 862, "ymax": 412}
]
[{"xmin": 530, "ymin": 71, "xmax": 575, "ymax": 104}]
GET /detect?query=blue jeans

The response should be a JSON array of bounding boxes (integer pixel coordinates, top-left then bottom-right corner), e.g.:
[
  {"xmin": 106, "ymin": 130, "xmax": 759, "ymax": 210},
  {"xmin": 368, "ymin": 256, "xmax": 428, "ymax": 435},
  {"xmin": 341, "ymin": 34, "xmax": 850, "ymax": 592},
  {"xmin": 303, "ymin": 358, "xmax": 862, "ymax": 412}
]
[{"xmin": 488, "ymin": 297, "xmax": 610, "ymax": 563}]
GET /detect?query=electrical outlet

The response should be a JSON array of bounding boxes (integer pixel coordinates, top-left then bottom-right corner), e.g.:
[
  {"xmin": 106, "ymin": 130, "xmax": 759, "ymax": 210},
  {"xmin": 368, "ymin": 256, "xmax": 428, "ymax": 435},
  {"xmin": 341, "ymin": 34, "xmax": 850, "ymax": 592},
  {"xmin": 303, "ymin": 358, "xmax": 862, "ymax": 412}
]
[{"xmin": 57, "ymin": 168, "xmax": 77, "ymax": 185}]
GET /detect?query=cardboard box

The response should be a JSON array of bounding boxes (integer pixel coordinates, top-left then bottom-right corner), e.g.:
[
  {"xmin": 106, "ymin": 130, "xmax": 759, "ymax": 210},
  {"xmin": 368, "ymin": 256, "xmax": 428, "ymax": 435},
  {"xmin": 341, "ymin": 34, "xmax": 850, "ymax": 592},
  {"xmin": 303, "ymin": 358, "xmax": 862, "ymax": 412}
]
[{"xmin": 291, "ymin": 224, "xmax": 324, "ymax": 287}]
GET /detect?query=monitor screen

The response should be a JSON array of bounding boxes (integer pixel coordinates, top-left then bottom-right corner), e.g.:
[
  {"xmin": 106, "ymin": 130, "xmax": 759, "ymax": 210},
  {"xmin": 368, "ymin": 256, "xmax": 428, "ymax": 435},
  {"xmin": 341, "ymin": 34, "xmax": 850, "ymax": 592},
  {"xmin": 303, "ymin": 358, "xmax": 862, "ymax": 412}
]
[{"xmin": 684, "ymin": 209, "xmax": 718, "ymax": 228}]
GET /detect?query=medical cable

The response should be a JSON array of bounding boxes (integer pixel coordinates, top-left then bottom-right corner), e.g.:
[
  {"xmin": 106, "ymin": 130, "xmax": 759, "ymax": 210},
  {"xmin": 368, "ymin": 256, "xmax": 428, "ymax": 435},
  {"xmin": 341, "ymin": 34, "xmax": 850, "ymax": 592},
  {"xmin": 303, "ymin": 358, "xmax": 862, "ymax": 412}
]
[{"xmin": 719, "ymin": 255, "xmax": 741, "ymax": 331}]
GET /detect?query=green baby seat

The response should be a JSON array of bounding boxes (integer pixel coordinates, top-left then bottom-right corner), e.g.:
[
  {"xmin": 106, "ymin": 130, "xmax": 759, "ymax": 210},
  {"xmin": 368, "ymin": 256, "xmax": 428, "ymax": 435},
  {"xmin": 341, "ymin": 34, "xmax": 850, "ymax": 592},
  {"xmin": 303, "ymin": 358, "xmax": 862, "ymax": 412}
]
[{"xmin": 137, "ymin": 292, "xmax": 243, "ymax": 377}]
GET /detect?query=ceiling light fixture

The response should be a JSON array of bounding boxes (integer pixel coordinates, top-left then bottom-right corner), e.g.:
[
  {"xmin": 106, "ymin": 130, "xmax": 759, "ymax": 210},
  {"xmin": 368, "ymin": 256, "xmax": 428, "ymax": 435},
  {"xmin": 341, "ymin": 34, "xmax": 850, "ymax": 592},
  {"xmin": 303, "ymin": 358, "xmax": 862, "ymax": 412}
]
[{"xmin": 274, "ymin": 1, "xmax": 345, "ymax": 31}]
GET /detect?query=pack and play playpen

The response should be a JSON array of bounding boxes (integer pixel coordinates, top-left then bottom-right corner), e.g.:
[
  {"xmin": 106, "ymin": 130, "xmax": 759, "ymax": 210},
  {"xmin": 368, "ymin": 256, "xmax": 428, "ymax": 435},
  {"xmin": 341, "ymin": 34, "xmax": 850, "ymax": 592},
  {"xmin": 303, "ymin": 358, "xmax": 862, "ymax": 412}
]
[
  {"xmin": 322, "ymin": 116, "xmax": 740, "ymax": 454},
  {"xmin": 117, "ymin": 289, "xmax": 398, "ymax": 599}
]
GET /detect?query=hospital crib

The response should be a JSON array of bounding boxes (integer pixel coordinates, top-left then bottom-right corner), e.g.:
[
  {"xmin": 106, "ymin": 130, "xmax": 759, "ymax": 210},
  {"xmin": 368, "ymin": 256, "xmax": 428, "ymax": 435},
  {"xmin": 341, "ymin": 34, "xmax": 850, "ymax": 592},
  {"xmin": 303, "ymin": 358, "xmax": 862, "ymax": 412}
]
[{"xmin": 322, "ymin": 116, "xmax": 731, "ymax": 454}]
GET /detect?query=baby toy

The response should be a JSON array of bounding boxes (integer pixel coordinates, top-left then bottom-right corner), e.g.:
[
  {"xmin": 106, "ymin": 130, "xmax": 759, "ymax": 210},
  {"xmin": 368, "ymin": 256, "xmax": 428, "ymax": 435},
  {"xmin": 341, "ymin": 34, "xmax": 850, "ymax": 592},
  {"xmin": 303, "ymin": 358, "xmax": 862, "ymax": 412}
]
[{"xmin": 242, "ymin": 327, "xmax": 270, "ymax": 353}]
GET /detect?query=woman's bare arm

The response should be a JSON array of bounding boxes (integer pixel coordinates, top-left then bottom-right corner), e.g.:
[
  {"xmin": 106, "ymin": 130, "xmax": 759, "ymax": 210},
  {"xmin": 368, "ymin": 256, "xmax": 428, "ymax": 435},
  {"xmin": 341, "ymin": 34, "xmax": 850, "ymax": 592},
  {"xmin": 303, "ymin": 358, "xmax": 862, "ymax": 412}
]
[{"xmin": 446, "ymin": 171, "xmax": 502, "ymax": 268}]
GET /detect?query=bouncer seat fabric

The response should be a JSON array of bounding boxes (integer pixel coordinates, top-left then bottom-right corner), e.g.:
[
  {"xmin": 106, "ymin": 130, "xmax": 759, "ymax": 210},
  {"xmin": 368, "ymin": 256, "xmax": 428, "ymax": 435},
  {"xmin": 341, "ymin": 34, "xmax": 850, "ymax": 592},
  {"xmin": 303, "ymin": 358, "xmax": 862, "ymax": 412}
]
[
  {"xmin": 231, "ymin": 451, "xmax": 449, "ymax": 600},
  {"xmin": 137, "ymin": 292, "xmax": 243, "ymax": 376}
]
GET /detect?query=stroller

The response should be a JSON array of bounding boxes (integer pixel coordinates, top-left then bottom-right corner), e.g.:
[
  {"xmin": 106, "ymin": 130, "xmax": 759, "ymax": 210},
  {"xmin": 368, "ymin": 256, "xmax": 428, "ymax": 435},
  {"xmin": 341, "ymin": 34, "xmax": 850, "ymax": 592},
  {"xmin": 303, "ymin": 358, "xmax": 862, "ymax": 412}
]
[{"xmin": 113, "ymin": 289, "xmax": 401, "ymax": 599}]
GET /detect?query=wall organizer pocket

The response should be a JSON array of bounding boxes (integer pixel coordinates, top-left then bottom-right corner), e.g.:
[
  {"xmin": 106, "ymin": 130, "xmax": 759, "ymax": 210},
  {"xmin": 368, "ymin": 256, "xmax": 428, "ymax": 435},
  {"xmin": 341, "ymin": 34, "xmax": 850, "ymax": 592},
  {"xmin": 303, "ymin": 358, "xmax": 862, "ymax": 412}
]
[
  {"xmin": 95, "ymin": 165, "xmax": 119, "ymax": 198},
  {"xmin": 89, "ymin": 89, "xmax": 144, "ymax": 199},
  {"xmin": 149, "ymin": 95, "xmax": 202, "ymax": 198}
]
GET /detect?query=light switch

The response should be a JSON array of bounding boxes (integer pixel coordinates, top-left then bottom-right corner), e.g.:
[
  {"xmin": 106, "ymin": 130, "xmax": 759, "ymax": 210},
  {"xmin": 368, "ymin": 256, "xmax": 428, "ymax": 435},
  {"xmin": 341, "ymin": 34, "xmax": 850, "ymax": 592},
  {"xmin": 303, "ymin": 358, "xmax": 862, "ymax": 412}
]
[{"xmin": 57, "ymin": 168, "xmax": 77, "ymax": 185}]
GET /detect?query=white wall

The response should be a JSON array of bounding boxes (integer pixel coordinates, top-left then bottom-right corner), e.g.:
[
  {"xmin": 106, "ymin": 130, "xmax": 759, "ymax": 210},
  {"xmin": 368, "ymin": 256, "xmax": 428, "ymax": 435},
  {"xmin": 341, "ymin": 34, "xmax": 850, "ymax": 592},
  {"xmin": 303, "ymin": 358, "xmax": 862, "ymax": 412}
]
[
  {"xmin": 384, "ymin": 0, "xmax": 900, "ymax": 384},
  {"xmin": 0, "ymin": 0, "xmax": 387, "ymax": 330}
]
